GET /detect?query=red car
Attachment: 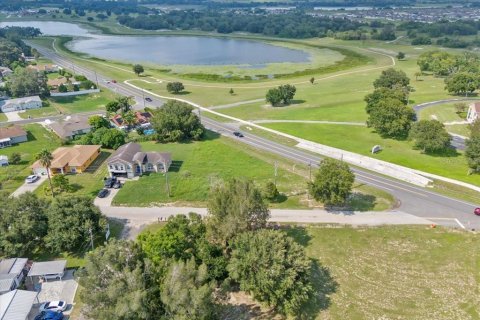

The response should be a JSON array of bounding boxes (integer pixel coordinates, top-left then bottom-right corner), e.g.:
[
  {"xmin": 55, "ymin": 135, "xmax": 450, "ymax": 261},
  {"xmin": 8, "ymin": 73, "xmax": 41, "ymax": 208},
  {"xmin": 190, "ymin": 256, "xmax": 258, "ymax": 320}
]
[{"xmin": 475, "ymin": 208, "xmax": 480, "ymax": 216}]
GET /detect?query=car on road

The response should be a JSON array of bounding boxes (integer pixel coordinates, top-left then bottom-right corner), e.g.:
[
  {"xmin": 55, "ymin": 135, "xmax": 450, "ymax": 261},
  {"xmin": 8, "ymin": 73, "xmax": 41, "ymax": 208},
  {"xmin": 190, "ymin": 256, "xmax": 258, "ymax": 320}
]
[
  {"xmin": 34, "ymin": 311, "xmax": 64, "ymax": 320},
  {"xmin": 111, "ymin": 79, "xmax": 117, "ymax": 83},
  {"xmin": 104, "ymin": 177, "xmax": 117, "ymax": 188},
  {"xmin": 113, "ymin": 180, "xmax": 122, "ymax": 189},
  {"xmin": 39, "ymin": 301, "xmax": 67, "ymax": 313},
  {"xmin": 233, "ymin": 131, "xmax": 244, "ymax": 138},
  {"xmin": 145, "ymin": 97, "xmax": 152, "ymax": 102},
  {"xmin": 25, "ymin": 175, "xmax": 40, "ymax": 184},
  {"xmin": 475, "ymin": 207, "xmax": 480, "ymax": 216},
  {"xmin": 97, "ymin": 188, "xmax": 109, "ymax": 198}
]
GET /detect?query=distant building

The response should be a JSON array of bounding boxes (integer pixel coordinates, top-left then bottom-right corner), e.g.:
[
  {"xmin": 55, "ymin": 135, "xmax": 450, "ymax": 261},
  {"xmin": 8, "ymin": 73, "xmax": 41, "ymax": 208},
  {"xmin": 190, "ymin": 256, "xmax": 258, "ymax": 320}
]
[
  {"xmin": 47, "ymin": 76, "xmax": 68, "ymax": 90},
  {"xmin": 48, "ymin": 115, "xmax": 92, "ymax": 140},
  {"xmin": 0, "ymin": 96, "xmax": 42, "ymax": 113},
  {"xmin": 467, "ymin": 102, "xmax": 480, "ymax": 123},
  {"xmin": 31, "ymin": 145, "xmax": 101, "ymax": 175},
  {"xmin": 110, "ymin": 111, "xmax": 153, "ymax": 130},
  {"xmin": 0, "ymin": 66, "xmax": 13, "ymax": 77},
  {"xmin": 27, "ymin": 64, "xmax": 60, "ymax": 73},
  {"xmin": 0, "ymin": 155, "xmax": 8, "ymax": 166},
  {"xmin": 0, "ymin": 125, "xmax": 28, "ymax": 148}
]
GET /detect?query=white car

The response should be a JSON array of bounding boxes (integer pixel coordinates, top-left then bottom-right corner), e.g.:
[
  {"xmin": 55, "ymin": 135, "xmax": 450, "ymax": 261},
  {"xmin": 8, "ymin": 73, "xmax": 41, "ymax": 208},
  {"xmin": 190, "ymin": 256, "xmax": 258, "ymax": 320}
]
[
  {"xmin": 25, "ymin": 175, "xmax": 39, "ymax": 184},
  {"xmin": 39, "ymin": 300, "xmax": 67, "ymax": 313}
]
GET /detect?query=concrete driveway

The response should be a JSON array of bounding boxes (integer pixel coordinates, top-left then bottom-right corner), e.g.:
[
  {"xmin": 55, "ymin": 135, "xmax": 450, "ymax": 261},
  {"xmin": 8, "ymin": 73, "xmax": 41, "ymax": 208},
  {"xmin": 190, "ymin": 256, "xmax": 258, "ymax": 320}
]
[
  {"xmin": 4, "ymin": 111, "xmax": 25, "ymax": 122},
  {"xmin": 11, "ymin": 175, "xmax": 47, "ymax": 197},
  {"xmin": 93, "ymin": 187, "xmax": 120, "ymax": 207}
]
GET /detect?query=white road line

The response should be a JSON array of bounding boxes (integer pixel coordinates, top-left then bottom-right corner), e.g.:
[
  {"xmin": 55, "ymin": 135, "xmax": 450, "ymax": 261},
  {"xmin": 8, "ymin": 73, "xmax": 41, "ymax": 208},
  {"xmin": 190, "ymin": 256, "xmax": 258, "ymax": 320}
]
[{"xmin": 455, "ymin": 218, "xmax": 466, "ymax": 229}]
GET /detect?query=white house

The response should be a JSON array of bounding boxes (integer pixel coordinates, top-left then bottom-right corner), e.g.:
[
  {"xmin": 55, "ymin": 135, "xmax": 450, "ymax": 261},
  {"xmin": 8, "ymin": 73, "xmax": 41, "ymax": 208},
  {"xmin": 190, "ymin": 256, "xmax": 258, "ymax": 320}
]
[
  {"xmin": 467, "ymin": 102, "xmax": 480, "ymax": 123},
  {"xmin": 0, "ymin": 155, "xmax": 8, "ymax": 166},
  {"xmin": 0, "ymin": 258, "xmax": 28, "ymax": 294},
  {"xmin": 0, "ymin": 96, "xmax": 42, "ymax": 113}
]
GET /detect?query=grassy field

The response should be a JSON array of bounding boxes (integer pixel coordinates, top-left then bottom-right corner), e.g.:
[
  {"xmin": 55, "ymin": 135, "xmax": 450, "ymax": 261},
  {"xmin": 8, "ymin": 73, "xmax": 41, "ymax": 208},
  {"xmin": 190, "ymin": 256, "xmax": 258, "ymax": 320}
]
[
  {"xmin": 0, "ymin": 124, "xmax": 61, "ymax": 194},
  {"xmin": 0, "ymin": 113, "xmax": 7, "ymax": 122},
  {"xmin": 289, "ymin": 225, "xmax": 480, "ymax": 320},
  {"xmin": 418, "ymin": 101, "xmax": 474, "ymax": 137},
  {"xmin": 261, "ymin": 122, "xmax": 480, "ymax": 186}
]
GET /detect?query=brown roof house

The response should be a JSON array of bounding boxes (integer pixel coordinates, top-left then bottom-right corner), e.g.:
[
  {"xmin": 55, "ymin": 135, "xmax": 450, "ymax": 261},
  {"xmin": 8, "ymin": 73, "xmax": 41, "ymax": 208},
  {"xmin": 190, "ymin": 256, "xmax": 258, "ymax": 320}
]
[
  {"xmin": 107, "ymin": 142, "xmax": 171, "ymax": 179},
  {"xmin": 27, "ymin": 64, "xmax": 60, "ymax": 73},
  {"xmin": 0, "ymin": 125, "xmax": 28, "ymax": 148},
  {"xmin": 48, "ymin": 115, "xmax": 92, "ymax": 140},
  {"xmin": 110, "ymin": 111, "xmax": 153, "ymax": 130},
  {"xmin": 31, "ymin": 145, "xmax": 101, "ymax": 175},
  {"xmin": 47, "ymin": 76, "xmax": 68, "ymax": 90},
  {"xmin": 467, "ymin": 102, "xmax": 480, "ymax": 123}
]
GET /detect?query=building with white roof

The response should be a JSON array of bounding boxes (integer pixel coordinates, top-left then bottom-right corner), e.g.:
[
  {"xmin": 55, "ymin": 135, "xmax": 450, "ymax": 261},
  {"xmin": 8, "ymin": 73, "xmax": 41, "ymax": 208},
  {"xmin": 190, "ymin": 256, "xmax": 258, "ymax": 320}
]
[
  {"xmin": 27, "ymin": 260, "xmax": 66, "ymax": 281},
  {"xmin": 0, "ymin": 258, "xmax": 28, "ymax": 294},
  {"xmin": 0, "ymin": 96, "xmax": 42, "ymax": 113},
  {"xmin": 0, "ymin": 289, "xmax": 38, "ymax": 320}
]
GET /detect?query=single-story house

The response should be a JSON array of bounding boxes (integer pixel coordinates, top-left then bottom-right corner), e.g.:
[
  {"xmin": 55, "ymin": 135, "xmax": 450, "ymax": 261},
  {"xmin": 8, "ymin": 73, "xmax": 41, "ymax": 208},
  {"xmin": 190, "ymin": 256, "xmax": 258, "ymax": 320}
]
[
  {"xmin": 0, "ymin": 125, "xmax": 28, "ymax": 148},
  {"xmin": 48, "ymin": 115, "xmax": 92, "ymax": 140},
  {"xmin": 0, "ymin": 258, "xmax": 28, "ymax": 294},
  {"xmin": 110, "ymin": 111, "xmax": 153, "ymax": 130},
  {"xmin": 31, "ymin": 145, "xmax": 101, "ymax": 175},
  {"xmin": 467, "ymin": 102, "xmax": 480, "ymax": 123},
  {"xmin": 27, "ymin": 64, "xmax": 60, "ymax": 73},
  {"xmin": 0, "ymin": 96, "xmax": 42, "ymax": 113},
  {"xmin": 0, "ymin": 66, "xmax": 13, "ymax": 78},
  {"xmin": 0, "ymin": 289, "xmax": 38, "ymax": 320},
  {"xmin": 0, "ymin": 155, "xmax": 8, "ymax": 166},
  {"xmin": 27, "ymin": 260, "xmax": 66, "ymax": 281},
  {"xmin": 107, "ymin": 142, "xmax": 171, "ymax": 179},
  {"xmin": 47, "ymin": 76, "xmax": 68, "ymax": 89}
]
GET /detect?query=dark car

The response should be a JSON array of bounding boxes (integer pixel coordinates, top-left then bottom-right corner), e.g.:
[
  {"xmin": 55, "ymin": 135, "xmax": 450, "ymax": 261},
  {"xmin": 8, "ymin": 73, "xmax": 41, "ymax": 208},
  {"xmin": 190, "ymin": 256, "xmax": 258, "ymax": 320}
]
[
  {"xmin": 34, "ymin": 311, "xmax": 64, "ymax": 320},
  {"xmin": 111, "ymin": 79, "xmax": 117, "ymax": 83},
  {"xmin": 113, "ymin": 180, "xmax": 122, "ymax": 189},
  {"xmin": 475, "ymin": 207, "xmax": 480, "ymax": 216},
  {"xmin": 97, "ymin": 188, "xmax": 109, "ymax": 198},
  {"xmin": 145, "ymin": 97, "xmax": 152, "ymax": 102},
  {"xmin": 104, "ymin": 177, "xmax": 116, "ymax": 188},
  {"xmin": 233, "ymin": 131, "xmax": 244, "ymax": 138}
]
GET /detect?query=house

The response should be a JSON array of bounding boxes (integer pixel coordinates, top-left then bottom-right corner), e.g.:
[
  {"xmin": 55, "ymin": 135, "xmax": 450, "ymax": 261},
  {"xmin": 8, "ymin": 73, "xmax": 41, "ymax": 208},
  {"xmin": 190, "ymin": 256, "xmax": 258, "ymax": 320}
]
[
  {"xmin": 31, "ymin": 145, "xmax": 101, "ymax": 175},
  {"xmin": 27, "ymin": 260, "xmax": 66, "ymax": 281},
  {"xmin": 110, "ymin": 111, "xmax": 153, "ymax": 130},
  {"xmin": 0, "ymin": 66, "xmax": 13, "ymax": 77},
  {"xmin": 0, "ymin": 258, "xmax": 28, "ymax": 294},
  {"xmin": 0, "ymin": 125, "xmax": 28, "ymax": 148},
  {"xmin": 107, "ymin": 142, "xmax": 171, "ymax": 179},
  {"xmin": 27, "ymin": 64, "xmax": 60, "ymax": 73},
  {"xmin": 47, "ymin": 76, "xmax": 68, "ymax": 89},
  {"xmin": 0, "ymin": 155, "xmax": 8, "ymax": 166},
  {"xmin": 48, "ymin": 115, "xmax": 92, "ymax": 140},
  {"xmin": 0, "ymin": 289, "xmax": 38, "ymax": 320},
  {"xmin": 0, "ymin": 96, "xmax": 42, "ymax": 113},
  {"xmin": 467, "ymin": 102, "xmax": 480, "ymax": 123}
]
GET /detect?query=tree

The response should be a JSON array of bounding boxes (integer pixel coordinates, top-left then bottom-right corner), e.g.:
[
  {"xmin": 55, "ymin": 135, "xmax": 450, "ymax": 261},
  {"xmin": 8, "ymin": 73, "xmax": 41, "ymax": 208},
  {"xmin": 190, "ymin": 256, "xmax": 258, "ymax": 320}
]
[
  {"xmin": 310, "ymin": 77, "xmax": 315, "ymax": 84},
  {"xmin": 45, "ymin": 196, "xmax": 107, "ymax": 253},
  {"xmin": 409, "ymin": 120, "xmax": 451, "ymax": 153},
  {"xmin": 151, "ymin": 100, "xmax": 204, "ymax": 142},
  {"xmin": 79, "ymin": 240, "xmax": 162, "ymax": 320},
  {"xmin": 105, "ymin": 100, "xmax": 120, "ymax": 113},
  {"xmin": 263, "ymin": 181, "xmax": 279, "ymax": 201},
  {"xmin": 397, "ymin": 52, "xmax": 405, "ymax": 60},
  {"xmin": 9, "ymin": 152, "xmax": 21, "ymax": 164},
  {"xmin": 88, "ymin": 115, "xmax": 110, "ymax": 130},
  {"xmin": 206, "ymin": 178, "xmax": 270, "ymax": 248},
  {"xmin": 79, "ymin": 128, "xmax": 126, "ymax": 149},
  {"xmin": 444, "ymin": 72, "xmax": 479, "ymax": 96},
  {"xmin": 7, "ymin": 68, "xmax": 49, "ymax": 98},
  {"xmin": 454, "ymin": 102, "xmax": 468, "ymax": 116},
  {"xmin": 0, "ymin": 193, "xmax": 48, "ymax": 256},
  {"xmin": 166, "ymin": 82, "xmax": 185, "ymax": 94},
  {"xmin": 228, "ymin": 230, "xmax": 313, "ymax": 316},
  {"xmin": 36, "ymin": 149, "xmax": 55, "ymax": 197},
  {"xmin": 308, "ymin": 158, "xmax": 355, "ymax": 205},
  {"xmin": 133, "ymin": 64, "xmax": 144, "ymax": 76},
  {"xmin": 161, "ymin": 258, "xmax": 216, "ymax": 320},
  {"xmin": 373, "ymin": 68, "xmax": 410, "ymax": 90},
  {"xmin": 278, "ymin": 84, "xmax": 296, "ymax": 104},
  {"xmin": 116, "ymin": 96, "xmax": 133, "ymax": 113},
  {"xmin": 414, "ymin": 71, "xmax": 422, "ymax": 81},
  {"xmin": 52, "ymin": 174, "xmax": 71, "ymax": 194},
  {"xmin": 367, "ymin": 98, "xmax": 416, "ymax": 138},
  {"xmin": 229, "ymin": 88, "xmax": 234, "ymax": 95},
  {"xmin": 470, "ymin": 119, "xmax": 480, "ymax": 138},
  {"xmin": 58, "ymin": 84, "xmax": 68, "ymax": 93},
  {"xmin": 122, "ymin": 110, "xmax": 136, "ymax": 130},
  {"xmin": 364, "ymin": 87, "xmax": 408, "ymax": 114},
  {"xmin": 465, "ymin": 135, "xmax": 480, "ymax": 173},
  {"xmin": 266, "ymin": 88, "xmax": 283, "ymax": 106}
]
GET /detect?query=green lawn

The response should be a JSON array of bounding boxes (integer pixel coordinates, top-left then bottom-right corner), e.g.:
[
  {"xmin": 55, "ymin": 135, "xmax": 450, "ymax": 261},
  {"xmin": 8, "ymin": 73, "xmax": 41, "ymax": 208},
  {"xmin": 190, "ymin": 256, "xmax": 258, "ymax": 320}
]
[
  {"xmin": 290, "ymin": 226, "xmax": 480, "ymax": 319},
  {"xmin": 0, "ymin": 113, "xmax": 7, "ymax": 122},
  {"xmin": 261, "ymin": 123, "xmax": 480, "ymax": 186},
  {"xmin": 418, "ymin": 101, "xmax": 471, "ymax": 123},
  {"xmin": 0, "ymin": 124, "xmax": 61, "ymax": 194}
]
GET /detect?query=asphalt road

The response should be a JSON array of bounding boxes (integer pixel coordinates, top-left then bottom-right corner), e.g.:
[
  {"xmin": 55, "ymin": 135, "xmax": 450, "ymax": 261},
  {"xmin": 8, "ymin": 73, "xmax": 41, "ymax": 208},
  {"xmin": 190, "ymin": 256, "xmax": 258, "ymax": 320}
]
[{"xmin": 27, "ymin": 43, "xmax": 480, "ymax": 229}]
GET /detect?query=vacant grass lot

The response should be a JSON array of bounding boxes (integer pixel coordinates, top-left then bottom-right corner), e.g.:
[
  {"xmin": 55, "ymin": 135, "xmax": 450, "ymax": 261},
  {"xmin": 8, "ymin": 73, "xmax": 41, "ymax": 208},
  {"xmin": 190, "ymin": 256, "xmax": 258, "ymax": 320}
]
[
  {"xmin": 289, "ymin": 226, "xmax": 480, "ymax": 320},
  {"xmin": 262, "ymin": 123, "xmax": 480, "ymax": 186},
  {"xmin": 0, "ymin": 124, "xmax": 61, "ymax": 194}
]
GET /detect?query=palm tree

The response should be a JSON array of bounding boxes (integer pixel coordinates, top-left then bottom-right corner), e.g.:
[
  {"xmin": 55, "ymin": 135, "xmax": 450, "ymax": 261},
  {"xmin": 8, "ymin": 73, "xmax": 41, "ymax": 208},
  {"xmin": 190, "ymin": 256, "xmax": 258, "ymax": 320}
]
[
  {"xmin": 122, "ymin": 111, "xmax": 136, "ymax": 131},
  {"xmin": 36, "ymin": 149, "xmax": 55, "ymax": 198},
  {"xmin": 116, "ymin": 96, "xmax": 133, "ymax": 113}
]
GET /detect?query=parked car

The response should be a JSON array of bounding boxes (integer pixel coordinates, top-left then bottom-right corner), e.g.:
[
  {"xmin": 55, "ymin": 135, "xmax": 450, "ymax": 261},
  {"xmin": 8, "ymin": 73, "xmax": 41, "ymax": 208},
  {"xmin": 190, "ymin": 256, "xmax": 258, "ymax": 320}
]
[
  {"xmin": 111, "ymin": 79, "xmax": 117, "ymax": 83},
  {"xmin": 113, "ymin": 180, "xmax": 122, "ymax": 189},
  {"xmin": 98, "ymin": 188, "xmax": 109, "ymax": 198},
  {"xmin": 39, "ymin": 301, "xmax": 67, "ymax": 313},
  {"xmin": 104, "ymin": 177, "xmax": 116, "ymax": 188},
  {"xmin": 474, "ymin": 207, "xmax": 480, "ymax": 216},
  {"xmin": 233, "ymin": 131, "xmax": 244, "ymax": 138},
  {"xmin": 25, "ymin": 175, "xmax": 40, "ymax": 184},
  {"xmin": 145, "ymin": 97, "xmax": 152, "ymax": 102},
  {"xmin": 34, "ymin": 311, "xmax": 64, "ymax": 320}
]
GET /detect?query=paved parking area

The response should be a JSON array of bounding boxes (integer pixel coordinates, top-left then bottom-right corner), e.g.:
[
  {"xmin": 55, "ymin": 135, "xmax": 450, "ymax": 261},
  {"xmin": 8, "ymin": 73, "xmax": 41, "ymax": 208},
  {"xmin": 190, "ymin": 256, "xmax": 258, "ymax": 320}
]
[{"xmin": 11, "ymin": 175, "xmax": 47, "ymax": 197}]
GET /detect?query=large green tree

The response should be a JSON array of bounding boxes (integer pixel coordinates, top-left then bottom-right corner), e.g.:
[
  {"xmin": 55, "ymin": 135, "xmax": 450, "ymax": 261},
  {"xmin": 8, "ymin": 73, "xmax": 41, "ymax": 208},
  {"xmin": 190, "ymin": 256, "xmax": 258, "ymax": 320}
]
[
  {"xmin": 161, "ymin": 258, "xmax": 216, "ymax": 320},
  {"xmin": 151, "ymin": 100, "xmax": 204, "ymax": 142},
  {"xmin": 367, "ymin": 98, "xmax": 416, "ymax": 138},
  {"xmin": 266, "ymin": 87, "xmax": 283, "ymax": 106},
  {"xmin": 465, "ymin": 135, "xmax": 480, "ymax": 173},
  {"xmin": 409, "ymin": 120, "xmax": 451, "ymax": 153},
  {"xmin": 308, "ymin": 158, "xmax": 355, "ymax": 205},
  {"xmin": 79, "ymin": 127, "xmax": 126, "ymax": 149},
  {"xmin": 373, "ymin": 68, "xmax": 410, "ymax": 90},
  {"xmin": 7, "ymin": 68, "xmax": 49, "ymax": 98},
  {"xmin": 364, "ymin": 87, "xmax": 408, "ymax": 114},
  {"xmin": 133, "ymin": 64, "xmax": 144, "ymax": 76},
  {"xmin": 166, "ymin": 82, "xmax": 185, "ymax": 94},
  {"xmin": 228, "ymin": 230, "xmax": 313, "ymax": 316},
  {"xmin": 0, "ymin": 38, "xmax": 22, "ymax": 67},
  {"xmin": 444, "ymin": 72, "xmax": 479, "ymax": 95},
  {"xmin": 45, "ymin": 196, "xmax": 107, "ymax": 253},
  {"xmin": 88, "ymin": 115, "xmax": 110, "ymax": 130},
  {"xmin": 266, "ymin": 84, "xmax": 296, "ymax": 106},
  {"xmin": 206, "ymin": 179, "xmax": 270, "ymax": 248}
]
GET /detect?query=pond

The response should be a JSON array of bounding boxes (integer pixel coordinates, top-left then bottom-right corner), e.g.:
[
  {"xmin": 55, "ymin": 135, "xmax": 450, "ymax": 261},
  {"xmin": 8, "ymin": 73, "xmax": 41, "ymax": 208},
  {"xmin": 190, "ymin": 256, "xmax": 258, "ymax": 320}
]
[{"xmin": 0, "ymin": 21, "xmax": 311, "ymax": 66}]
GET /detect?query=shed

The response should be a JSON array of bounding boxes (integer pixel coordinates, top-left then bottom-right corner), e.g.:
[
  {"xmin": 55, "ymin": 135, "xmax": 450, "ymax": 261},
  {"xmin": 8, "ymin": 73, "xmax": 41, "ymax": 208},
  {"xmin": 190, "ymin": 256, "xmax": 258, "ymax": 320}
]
[
  {"xmin": 0, "ymin": 289, "xmax": 38, "ymax": 320},
  {"xmin": 0, "ymin": 155, "xmax": 7, "ymax": 166},
  {"xmin": 27, "ymin": 260, "xmax": 66, "ymax": 281}
]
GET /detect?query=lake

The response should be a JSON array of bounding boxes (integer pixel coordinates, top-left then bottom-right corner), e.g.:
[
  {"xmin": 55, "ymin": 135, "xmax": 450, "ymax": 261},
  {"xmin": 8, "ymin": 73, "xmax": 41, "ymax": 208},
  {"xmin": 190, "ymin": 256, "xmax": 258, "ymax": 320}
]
[{"xmin": 0, "ymin": 21, "xmax": 311, "ymax": 66}]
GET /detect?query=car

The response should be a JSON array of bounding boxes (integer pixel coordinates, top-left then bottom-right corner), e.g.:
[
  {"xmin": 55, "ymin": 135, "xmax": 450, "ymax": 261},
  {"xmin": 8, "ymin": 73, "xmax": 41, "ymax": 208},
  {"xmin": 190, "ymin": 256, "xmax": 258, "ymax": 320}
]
[
  {"xmin": 25, "ymin": 175, "xmax": 40, "ymax": 184},
  {"xmin": 104, "ymin": 177, "xmax": 116, "ymax": 188},
  {"xmin": 233, "ymin": 131, "xmax": 244, "ymax": 138},
  {"xmin": 145, "ymin": 97, "xmax": 152, "ymax": 102},
  {"xmin": 39, "ymin": 301, "xmax": 67, "ymax": 313},
  {"xmin": 113, "ymin": 180, "xmax": 122, "ymax": 189},
  {"xmin": 475, "ymin": 207, "xmax": 480, "ymax": 216},
  {"xmin": 97, "ymin": 188, "xmax": 109, "ymax": 198},
  {"xmin": 111, "ymin": 79, "xmax": 117, "ymax": 83},
  {"xmin": 34, "ymin": 311, "xmax": 64, "ymax": 320}
]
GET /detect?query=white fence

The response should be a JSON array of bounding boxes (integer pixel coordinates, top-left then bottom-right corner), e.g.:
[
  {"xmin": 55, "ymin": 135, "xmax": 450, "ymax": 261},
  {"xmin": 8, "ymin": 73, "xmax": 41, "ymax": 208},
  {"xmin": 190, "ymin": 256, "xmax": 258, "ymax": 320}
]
[{"xmin": 50, "ymin": 89, "xmax": 100, "ymax": 97}]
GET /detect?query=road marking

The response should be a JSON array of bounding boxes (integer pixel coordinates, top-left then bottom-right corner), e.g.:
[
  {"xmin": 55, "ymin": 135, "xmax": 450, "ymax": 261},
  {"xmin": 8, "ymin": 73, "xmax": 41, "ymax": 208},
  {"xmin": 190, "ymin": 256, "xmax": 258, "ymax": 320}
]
[
  {"xmin": 455, "ymin": 219, "xmax": 466, "ymax": 229},
  {"xmin": 420, "ymin": 217, "xmax": 466, "ymax": 229}
]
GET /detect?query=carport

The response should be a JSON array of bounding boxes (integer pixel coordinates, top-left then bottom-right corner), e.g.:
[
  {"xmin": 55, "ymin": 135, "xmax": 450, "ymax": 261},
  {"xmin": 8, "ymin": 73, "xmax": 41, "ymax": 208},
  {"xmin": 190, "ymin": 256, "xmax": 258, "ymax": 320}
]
[
  {"xmin": 0, "ymin": 289, "xmax": 39, "ymax": 320},
  {"xmin": 27, "ymin": 260, "xmax": 66, "ymax": 283}
]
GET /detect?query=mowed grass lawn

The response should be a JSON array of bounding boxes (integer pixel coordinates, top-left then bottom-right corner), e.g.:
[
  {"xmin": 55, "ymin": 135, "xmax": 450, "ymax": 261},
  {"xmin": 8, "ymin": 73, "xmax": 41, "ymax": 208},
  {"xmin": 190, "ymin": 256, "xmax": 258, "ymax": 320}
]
[
  {"xmin": 262, "ymin": 123, "xmax": 480, "ymax": 186},
  {"xmin": 290, "ymin": 226, "xmax": 480, "ymax": 319},
  {"xmin": 418, "ymin": 101, "xmax": 473, "ymax": 137},
  {"xmin": 0, "ymin": 113, "xmax": 7, "ymax": 122},
  {"xmin": 113, "ymin": 132, "xmax": 307, "ymax": 207},
  {"xmin": 0, "ymin": 124, "xmax": 61, "ymax": 194}
]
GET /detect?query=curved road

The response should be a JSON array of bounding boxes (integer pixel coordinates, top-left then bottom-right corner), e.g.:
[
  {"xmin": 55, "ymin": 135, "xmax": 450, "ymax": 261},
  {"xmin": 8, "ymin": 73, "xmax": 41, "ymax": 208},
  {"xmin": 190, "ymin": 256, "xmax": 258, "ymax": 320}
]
[{"xmin": 27, "ymin": 43, "xmax": 480, "ymax": 230}]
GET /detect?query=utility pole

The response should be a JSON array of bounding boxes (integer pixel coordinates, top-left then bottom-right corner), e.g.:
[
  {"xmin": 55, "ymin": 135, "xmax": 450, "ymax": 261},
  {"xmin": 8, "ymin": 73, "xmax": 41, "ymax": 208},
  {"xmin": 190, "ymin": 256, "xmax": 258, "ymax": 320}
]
[
  {"xmin": 274, "ymin": 161, "xmax": 278, "ymax": 186},
  {"xmin": 94, "ymin": 71, "xmax": 99, "ymax": 89},
  {"xmin": 164, "ymin": 163, "xmax": 171, "ymax": 197},
  {"xmin": 89, "ymin": 227, "xmax": 94, "ymax": 250}
]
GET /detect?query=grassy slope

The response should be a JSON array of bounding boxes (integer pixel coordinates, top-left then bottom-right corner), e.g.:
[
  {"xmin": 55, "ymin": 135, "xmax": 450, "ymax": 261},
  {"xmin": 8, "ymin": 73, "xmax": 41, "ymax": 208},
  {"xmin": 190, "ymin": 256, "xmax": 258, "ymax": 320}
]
[{"xmin": 289, "ymin": 226, "xmax": 480, "ymax": 320}]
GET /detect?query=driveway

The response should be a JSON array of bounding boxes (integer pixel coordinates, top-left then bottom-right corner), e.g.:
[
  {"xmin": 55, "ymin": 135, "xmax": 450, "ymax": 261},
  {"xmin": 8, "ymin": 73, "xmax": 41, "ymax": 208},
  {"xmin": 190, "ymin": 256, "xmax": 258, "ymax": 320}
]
[
  {"xmin": 11, "ymin": 175, "xmax": 47, "ymax": 197},
  {"xmin": 4, "ymin": 111, "xmax": 25, "ymax": 122},
  {"xmin": 93, "ymin": 187, "xmax": 120, "ymax": 207}
]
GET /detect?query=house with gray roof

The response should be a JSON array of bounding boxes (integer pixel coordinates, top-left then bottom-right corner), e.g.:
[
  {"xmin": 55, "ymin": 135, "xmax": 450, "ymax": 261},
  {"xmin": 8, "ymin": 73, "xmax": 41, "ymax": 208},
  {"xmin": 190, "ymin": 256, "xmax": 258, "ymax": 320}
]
[
  {"xmin": 0, "ymin": 258, "xmax": 28, "ymax": 294},
  {"xmin": 107, "ymin": 142, "xmax": 172, "ymax": 178},
  {"xmin": 47, "ymin": 115, "xmax": 92, "ymax": 140},
  {"xmin": 0, "ymin": 96, "xmax": 42, "ymax": 113},
  {"xmin": 0, "ymin": 289, "xmax": 38, "ymax": 320}
]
